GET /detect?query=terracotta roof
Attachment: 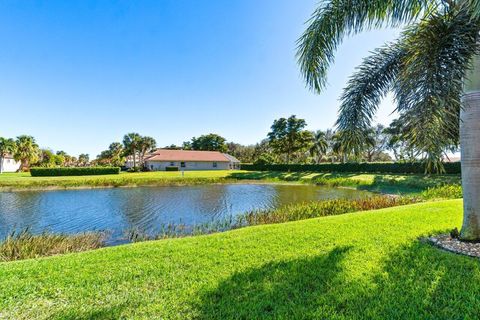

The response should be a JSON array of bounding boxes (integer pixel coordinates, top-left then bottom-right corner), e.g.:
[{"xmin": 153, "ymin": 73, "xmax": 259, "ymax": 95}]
[{"xmin": 145, "ymin": 149, "xmax": 231, "ymax": 162}]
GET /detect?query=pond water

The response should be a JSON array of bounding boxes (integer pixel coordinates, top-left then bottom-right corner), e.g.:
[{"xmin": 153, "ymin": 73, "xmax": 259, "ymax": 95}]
[{"xmin": 0, "ymin": 184, "xmax": 371, "ymax": 244}]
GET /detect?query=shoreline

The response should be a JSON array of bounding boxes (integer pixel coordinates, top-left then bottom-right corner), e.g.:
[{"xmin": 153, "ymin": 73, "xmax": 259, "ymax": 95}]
[{"xmin": 0, "ymin": 178, "xmax": 309, "ymax": 192}]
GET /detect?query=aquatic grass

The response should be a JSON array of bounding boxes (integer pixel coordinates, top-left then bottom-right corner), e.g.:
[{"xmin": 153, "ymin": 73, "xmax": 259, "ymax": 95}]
[
  {"xmin": 421, "ymin": 184, "xmax": 463, "ymax": 200},
  {"xmin": 236, "ymin": 196, "xmax": 419, "ymax": 226},
  {"xmin": 0, "ymin": 229, "xmax": 106, "ymax": 262},
  {"xmin": 127, "ymin": 196, "xmax": 421, "ymax": 241}
]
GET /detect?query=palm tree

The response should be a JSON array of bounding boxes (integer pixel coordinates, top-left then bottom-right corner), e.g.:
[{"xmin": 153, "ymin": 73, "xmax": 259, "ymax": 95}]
[
  {"xmin": 138, "ymin": 136, "xmax": 157, "ymax": 168},
  {"xmin": 0, "ymin": 138, "xmax": 17, "ymax": 173},
  {"xmin": 123, "ymin": 133, "xmax": 142, "ymax": 169},
  {"xmin": 310, "ymin": 130, "xmax": 328, "ymax": 164},
  {"xmin": 14, "ymin": 135, "xmax": 39, "ymax": 171},
  {"xmin": 297, "ymin": 1, "xmax": 480, "ymax": 240}
]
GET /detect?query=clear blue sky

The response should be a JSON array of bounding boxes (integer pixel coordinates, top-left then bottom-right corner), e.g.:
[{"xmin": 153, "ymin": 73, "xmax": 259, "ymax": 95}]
[{"xmin": 0, "ymin": 0, "xmax": 399, "ymax": 157}]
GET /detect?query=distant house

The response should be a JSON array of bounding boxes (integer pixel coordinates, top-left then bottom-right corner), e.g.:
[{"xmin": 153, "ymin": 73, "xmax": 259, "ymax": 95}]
[
  {"xmin": 126, "ymin": 149, "xmax": 241, "ymax": 171},
  {"xmin": 0, "ymin": 154, "xmax": 21, "ymax": 173}
]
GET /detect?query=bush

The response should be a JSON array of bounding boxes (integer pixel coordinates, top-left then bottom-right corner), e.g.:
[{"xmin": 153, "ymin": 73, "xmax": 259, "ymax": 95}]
[
  {"xmin": 30, "ymin": 167, "xmax": 120, "ymax": 177},
  {"xmin": 240, "ymin": 162, "xmax": 461, "ymax": 174},
  {"xmin": 165, "ymin": 166, "xmax": 179, "ymax": 171}
]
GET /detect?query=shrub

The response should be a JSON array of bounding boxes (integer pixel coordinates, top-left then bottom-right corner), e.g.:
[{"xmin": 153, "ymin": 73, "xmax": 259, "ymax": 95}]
[
  {"xmin": 165, "ymin": 166, "xmax": 179, "ymax": 171},
  {"xmin": 30, "ymin": 167, "xmax": 120, "ymax": 177},
  {"xmin": 240, "ymin": 162, "xmax": 461, "ymax": 174}
]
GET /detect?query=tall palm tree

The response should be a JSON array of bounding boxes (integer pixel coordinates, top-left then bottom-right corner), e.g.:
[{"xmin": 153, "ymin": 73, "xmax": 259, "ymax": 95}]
[
  {"xmin": 310, "ymin": 130, "xmax": 329, "ymax": 163},
  {"xmin": 123, "ymin": 133, "xmax": 142, "ymax": 168},
  {"xmin": 297, "ymin": 1, "xmax": 480, "ymax": 240},
  {"xmin": 14, "ymin": 135, "xmax": 39, "ymax": 171},
  {"xmin": 0, "ymin": 138, "xmax": 17, "ymax": 173}
]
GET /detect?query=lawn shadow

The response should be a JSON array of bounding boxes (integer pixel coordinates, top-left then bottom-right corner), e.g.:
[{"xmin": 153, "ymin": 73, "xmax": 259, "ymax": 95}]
[
  {"xmin": 197, "ymin": 246, "xmax": 352, "ymax": 319},
  {"xmin": 196, "ymin": 241, "xmax": 480, "ymax": 319},
  {"xmin": 228, "ymin": 171, "xmax": 358, "ymax": 182},
  {"xmin": 50, "ymin": 300, "xmax": 140, "ymax": 320},
  {"xmin": 358, "ymin": 174, "xmax": 461, "ymax": 195}
]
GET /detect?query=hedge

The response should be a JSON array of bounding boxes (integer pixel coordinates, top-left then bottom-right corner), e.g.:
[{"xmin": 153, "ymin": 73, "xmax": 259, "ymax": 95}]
[
  {"xmin": 30, "ymin": 167, "xmax": 121, "ymax": 177},
  {"xmin": 240, "ymin": 162, "xmax": 461, "ymax": 174},
  {"xmin": 165, "ymin": 166, "xmax": 179, "ymax": 171}
]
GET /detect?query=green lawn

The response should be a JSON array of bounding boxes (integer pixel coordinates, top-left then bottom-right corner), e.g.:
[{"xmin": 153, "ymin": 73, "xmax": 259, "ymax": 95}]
[
  {"xmin": 1, "ymin": 199, "xmax": 479, "ymax": 319},
  {"xmin": 0, "ymin": 170, "xmax": 460, "ymax": 194},
  {"xmin": 0, "ymin": 170, "xmax": 242, "ymax": 190}
]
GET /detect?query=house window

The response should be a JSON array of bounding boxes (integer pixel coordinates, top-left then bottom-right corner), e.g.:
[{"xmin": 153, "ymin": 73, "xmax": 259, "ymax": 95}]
[
  {"xmin": 170, "ymin": 162, "xmax": 175, "ymax": 166},
  {"xmin": 213, "ymin": 162, "xmax": 217, "ymax": 168},
  {"xmin": 181, "ymin": 162, "xmax": 186, "ymax": 168},
  {"xmin": 150, "ymin": 165, "xmax": 154, "ymax": 171}
]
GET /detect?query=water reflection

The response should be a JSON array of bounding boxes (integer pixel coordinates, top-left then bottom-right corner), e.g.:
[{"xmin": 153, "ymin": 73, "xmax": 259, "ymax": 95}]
[{"xmin": 0, "ymin": 184, "xmax": 370, "ymax": 242}]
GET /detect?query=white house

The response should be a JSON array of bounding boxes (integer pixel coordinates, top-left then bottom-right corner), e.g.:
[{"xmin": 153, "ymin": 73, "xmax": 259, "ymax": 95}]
[
  {"xmin": 126, "ymin": 149, "xmax": 240, "ymax": 171},
  {"xmin": 0, "ymin": 154, "xmax": 21, "ymax": 173}
]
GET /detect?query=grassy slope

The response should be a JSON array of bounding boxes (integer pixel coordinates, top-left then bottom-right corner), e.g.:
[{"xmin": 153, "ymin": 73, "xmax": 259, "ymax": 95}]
[
  {"xmin": 230, "ymin": 171, "xmax": 461, "ymax": 194},
  {"xmin": 1, "ymin": 200, "xmax": 479, "ymax": 319}
]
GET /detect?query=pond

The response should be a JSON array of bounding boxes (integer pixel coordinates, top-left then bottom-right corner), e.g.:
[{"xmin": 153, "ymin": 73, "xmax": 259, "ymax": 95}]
[{"xmin": 0, "ymin": 183, "xmax": 371, "ymax": 244}]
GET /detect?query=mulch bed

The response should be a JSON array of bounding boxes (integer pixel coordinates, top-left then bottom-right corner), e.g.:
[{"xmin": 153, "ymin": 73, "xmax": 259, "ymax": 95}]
[{"xmin": 429, "ymin": 234, "xmax": 480, "ymax": 258}]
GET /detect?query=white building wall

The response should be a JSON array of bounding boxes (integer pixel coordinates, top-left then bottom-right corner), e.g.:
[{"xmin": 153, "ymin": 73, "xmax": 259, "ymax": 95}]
[
  {"xmin": 0, "ymin": 157, "xmax": 21, "ymax": 173},
  {"xmin": 146, "ymin": 161, "xmax": 231, "ymax": 171}
]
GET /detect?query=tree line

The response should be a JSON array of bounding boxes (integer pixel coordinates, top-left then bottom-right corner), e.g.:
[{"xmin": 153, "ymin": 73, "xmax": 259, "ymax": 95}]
[
  {"xmin": 1, "ymin": 114, "xmax": 449, "ymax": 172},
  {"xmin": 0, "ymin": 135, "xmax": 91, "ymax": 172}
]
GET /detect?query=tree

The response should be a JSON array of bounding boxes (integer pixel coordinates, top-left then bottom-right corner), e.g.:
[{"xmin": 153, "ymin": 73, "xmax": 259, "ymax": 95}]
[
  {"xmin": 38, "ymin": 149, "xmax": 57, "ymax": 167},
  {"xmin": 226, "ymin": 142, "xmax": 256, "ymax": 163},
  {"xmin": 310, "ymin": 130, "xmax": 328, "ymax": 164},
  {"xmin": 383, "ymin": 119, "xmax": 419, "ymax": 161},
  {"xmin": 297, "ymin": 1, "xmax": 480, "ymax": 240},
  {"xmin": 139, "ymin": 136, "xmax": 157, "ymax": 167},
  {"xmin": 78, "ymin": 154, "xmax": 90, "ymax": 166},
  {"xmin": 123, "ymin": 133, "xmax": 142, "ymax": 168},
  {"xmin": 267, "ymin": 115, "xmax": 314, "ymax": 164},
  {"xmin": 14, "ymin": 135, "xmax": 39, "ymax": 171},
  {"xmin": 97, "ymin": 142, "xmax": 125, "ymax": 167},
  {"xmin": 364, "ymin": 125, "xmax": 388, "ymax": 162},
  {"xmin": 0, "ymin": 138, "xmax": 16, "ymax": 173},
  {"xmin": 190, "ymin": 134, "xmax": 228, "ymax": 152}
]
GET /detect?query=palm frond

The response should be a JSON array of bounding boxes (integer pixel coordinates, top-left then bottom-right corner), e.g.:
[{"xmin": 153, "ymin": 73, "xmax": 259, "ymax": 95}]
[
  {"xmin": 335, "ymin": 43, "xmax": 405, "ymax": 154},
  {"xmin": 297, "ymin": 0, "xmax": 433, "ymax": 92},
  {"xmin": 393, "ymin": 8, "xmax": 480, "ymax": 170}
]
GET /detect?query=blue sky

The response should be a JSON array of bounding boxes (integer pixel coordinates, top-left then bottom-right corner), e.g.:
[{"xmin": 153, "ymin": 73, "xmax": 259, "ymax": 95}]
[{"xmin": 0, "ymin": 0, "xmax": 400, "ymax": 157}]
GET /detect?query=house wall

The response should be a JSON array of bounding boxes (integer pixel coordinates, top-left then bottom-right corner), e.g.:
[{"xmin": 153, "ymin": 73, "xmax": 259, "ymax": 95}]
[
  {"xmin": 0, "ymin": 157, "xmax": 21, "ymax": 173},
  {"xmin": 146, "ymin": 161, "xmax": 231, "ymax": 171}
]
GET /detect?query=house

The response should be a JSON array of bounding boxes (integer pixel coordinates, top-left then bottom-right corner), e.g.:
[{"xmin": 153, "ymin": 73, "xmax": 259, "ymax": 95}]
[
  {"xmin": 127, "ymin": 149, "xmax": 241, "ymax": 171},
  {"xmin": 0, "ymin": 154, "xmax": 21, "ymax": 173}
]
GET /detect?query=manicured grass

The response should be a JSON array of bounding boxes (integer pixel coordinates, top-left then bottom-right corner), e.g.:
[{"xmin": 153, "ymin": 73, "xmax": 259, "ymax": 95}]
[
  {"xmin": 231, "ymin": 171, "xmax": 461, "ymax": 194},
  {"xmin": 1, "ymin": 200, "xmax": 479, "ymax": 319},
  {"xmin": 0, "ymin": 170, "xmax": 242, "ymax": 190}
]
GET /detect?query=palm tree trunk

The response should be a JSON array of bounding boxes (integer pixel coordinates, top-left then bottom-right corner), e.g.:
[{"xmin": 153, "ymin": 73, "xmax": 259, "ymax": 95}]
[{"xmin": 460, "ymin": 55, "xmax": 480, "ymax": 241}]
